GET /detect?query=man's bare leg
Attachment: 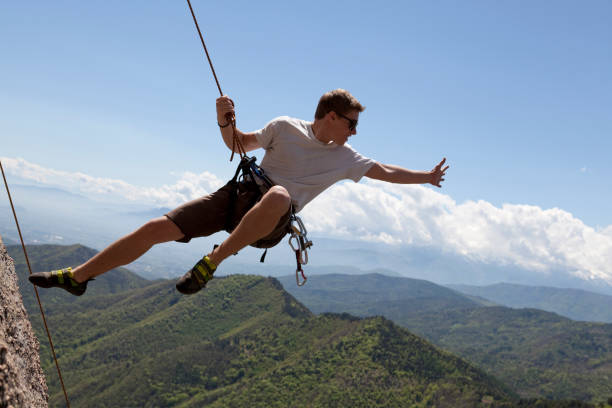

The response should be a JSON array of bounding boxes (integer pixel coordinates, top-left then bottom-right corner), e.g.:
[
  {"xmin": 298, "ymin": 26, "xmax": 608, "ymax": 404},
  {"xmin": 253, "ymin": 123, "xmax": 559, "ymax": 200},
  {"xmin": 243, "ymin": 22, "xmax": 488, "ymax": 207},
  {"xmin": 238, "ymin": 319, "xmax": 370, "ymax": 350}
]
[
  {"xmin": 71, "ymin": 216, "xmax": 184, "ymax": 283},
  {"xmin": 73, "ymin": 185, "xmax": 289, "ymax": 284},
  {"xmin": 208, "ymin": 185, "xmax": 291, "ymax": 266}
]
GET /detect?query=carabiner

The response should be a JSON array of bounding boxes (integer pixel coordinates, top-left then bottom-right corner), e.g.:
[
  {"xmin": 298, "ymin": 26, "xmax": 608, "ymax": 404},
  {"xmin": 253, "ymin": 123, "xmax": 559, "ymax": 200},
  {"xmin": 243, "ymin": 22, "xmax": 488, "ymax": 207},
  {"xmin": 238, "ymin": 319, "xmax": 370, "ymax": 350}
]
[
  {"xmin": 295, "ymin": 250, "xmax": 307, "ymax": 286},
  {"xmin": 288, "ymin": 211, "xmax": 312, "ymax": 286}
]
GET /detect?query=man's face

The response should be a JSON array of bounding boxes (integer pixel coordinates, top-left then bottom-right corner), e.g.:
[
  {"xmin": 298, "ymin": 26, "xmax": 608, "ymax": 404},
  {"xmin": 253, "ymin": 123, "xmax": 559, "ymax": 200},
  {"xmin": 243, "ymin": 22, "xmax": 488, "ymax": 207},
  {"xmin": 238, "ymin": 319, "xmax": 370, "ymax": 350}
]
[{"xmin": 331, "ymin": 110, "xmax": 359, "ymax": 145}]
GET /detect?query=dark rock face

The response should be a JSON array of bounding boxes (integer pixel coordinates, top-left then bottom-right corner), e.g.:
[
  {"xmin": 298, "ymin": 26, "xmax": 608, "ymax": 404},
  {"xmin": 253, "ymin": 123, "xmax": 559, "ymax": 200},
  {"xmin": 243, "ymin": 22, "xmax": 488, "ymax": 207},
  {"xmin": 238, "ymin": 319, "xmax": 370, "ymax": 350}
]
[{"xmin": 0, "ymin": 239, "xmax": 48, "ymax": 407}]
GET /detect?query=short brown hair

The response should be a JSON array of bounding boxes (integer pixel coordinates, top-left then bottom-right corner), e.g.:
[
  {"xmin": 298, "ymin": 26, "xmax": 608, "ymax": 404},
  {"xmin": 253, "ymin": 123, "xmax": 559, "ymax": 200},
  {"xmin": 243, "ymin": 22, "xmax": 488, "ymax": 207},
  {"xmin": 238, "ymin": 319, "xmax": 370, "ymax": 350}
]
[{"xmin": 314, "ymin": 89, "xmax": 365, "ymax": 120}]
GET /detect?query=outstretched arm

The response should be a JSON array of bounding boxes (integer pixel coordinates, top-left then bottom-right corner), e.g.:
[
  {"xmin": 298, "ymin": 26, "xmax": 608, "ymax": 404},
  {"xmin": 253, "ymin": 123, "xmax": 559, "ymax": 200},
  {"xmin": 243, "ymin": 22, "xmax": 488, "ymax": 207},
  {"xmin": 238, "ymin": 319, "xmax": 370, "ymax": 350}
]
[
  {"xmin": 216, "ymin": 95, "xmax": 262, "ymax": 153},
  {"xmin": 365, "ymin": 158, "xmax": 449, "ymax": 188}
]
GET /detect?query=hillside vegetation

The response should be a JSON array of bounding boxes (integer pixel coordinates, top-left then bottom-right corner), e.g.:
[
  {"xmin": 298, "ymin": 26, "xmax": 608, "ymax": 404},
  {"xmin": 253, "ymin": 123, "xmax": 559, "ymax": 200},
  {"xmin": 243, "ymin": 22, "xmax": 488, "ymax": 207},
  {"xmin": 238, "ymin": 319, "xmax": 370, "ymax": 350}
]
[
  {"xmin": 13, "ymin": 245, "xmax": 514, "ymax": 407},
  {"xmin": 404, "ymin": 307, "xmax": 612, "ymax": 402},
  {"xmin": 281, "ymin": 273, "xmax": 612, "ymax": 403}
]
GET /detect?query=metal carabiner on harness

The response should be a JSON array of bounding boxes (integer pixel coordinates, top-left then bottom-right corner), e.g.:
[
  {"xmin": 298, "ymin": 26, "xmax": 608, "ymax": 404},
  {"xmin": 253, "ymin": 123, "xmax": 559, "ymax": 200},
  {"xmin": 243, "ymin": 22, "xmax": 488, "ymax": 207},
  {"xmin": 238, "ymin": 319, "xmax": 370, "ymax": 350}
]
[
  {"xmin": 288, "ymin": 212, "xmax": 312, "ymax": 286},
  {"xmin": 289, "ymin": 214, "xmax": 312, "ymax": 264},
  {"xmin": 295, "ymin": 250, "xmax": 307, "ymax": 287}
]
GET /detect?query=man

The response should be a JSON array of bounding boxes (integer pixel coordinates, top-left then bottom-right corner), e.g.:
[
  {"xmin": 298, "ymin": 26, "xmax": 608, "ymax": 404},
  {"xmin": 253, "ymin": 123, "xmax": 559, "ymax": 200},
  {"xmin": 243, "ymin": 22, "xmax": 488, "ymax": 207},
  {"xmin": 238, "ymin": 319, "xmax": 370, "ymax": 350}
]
[{"xmin": 30, "ymin": 89, "xmax": 448, "ymax": 296}]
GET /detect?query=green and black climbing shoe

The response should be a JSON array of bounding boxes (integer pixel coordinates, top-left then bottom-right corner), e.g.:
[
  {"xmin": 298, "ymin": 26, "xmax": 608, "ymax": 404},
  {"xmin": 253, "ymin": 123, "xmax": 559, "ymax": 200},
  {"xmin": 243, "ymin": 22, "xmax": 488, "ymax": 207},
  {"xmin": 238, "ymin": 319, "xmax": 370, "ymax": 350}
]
[
  {"xmin": 29, "ymin": 267, "xmax": 89, "ymax": 296},
  {"xmin": 176, "ymin": 256, "xmax": 216, "ymax": 295}
]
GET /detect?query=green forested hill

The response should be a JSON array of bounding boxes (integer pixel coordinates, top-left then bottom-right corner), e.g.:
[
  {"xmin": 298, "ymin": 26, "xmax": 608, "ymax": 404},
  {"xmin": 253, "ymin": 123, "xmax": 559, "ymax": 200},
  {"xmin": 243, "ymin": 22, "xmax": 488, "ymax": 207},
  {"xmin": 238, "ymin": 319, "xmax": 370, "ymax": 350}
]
[
  {"xmin": 14, "ymin": 245, "xmax": 612, "ymax": 406},
  {"xmin": 402, "ymin": 307, "xmax": 612, "ymax": 403},
  {"xmin": 281, "ymin": 274, "xmax": 612, "ymax": 404},
  {"xmin": 11, "ymin": 245, "xmax": 517, "ymax": 407},
  {"xmin": 19, "ymin": 274, "xmax": 513, "ymax": 407}
]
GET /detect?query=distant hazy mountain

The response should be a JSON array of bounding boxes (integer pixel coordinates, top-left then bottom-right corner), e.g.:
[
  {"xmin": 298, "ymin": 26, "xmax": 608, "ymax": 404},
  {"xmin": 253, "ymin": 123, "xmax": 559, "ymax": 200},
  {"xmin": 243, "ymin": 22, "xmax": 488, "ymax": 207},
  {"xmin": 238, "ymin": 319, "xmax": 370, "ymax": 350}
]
[
  {"xmin": 278, "ymin": 273, "xmax": 487, "ymax": 317},
  {"xmin": 448, "ymin": 283, "xmax": 612, "ymax": 323}
]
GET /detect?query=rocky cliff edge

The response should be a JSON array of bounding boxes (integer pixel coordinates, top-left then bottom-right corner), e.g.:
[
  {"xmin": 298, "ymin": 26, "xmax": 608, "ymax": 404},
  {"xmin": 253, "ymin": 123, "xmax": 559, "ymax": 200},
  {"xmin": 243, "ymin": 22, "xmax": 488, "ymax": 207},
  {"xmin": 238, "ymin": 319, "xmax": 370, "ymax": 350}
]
[{"xmin": 0, "ymin": 235, "xmax": 48, "ymax": 407}]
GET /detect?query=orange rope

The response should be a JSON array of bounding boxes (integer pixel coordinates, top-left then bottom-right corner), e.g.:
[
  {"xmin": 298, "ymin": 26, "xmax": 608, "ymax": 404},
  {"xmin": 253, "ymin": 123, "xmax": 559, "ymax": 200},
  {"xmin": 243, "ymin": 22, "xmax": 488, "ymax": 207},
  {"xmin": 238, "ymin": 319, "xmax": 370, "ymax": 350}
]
[
  {"xmin": 186, "ymin": 0, "xmax": 246, "ymax": 161},
  {"xmin": 0, "ymin": 160, "xmax": 71, "ymax": 408}
]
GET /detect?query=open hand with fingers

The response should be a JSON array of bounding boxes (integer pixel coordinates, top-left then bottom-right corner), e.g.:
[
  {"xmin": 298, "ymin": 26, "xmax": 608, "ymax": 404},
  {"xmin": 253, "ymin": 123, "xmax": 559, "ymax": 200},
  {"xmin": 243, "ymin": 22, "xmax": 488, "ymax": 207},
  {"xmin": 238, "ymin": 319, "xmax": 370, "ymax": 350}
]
[{"xmin": 430, "ymin": 158, "xmax": 449, "ymax": 188}]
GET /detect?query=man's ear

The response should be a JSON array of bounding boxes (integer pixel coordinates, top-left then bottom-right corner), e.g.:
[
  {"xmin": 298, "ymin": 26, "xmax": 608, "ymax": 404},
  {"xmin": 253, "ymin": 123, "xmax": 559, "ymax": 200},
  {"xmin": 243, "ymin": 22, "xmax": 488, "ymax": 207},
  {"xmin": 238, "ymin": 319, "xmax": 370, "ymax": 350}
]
[{"xmin": 325, "ymin": 111, "xmax": 336, "ymax": 122}]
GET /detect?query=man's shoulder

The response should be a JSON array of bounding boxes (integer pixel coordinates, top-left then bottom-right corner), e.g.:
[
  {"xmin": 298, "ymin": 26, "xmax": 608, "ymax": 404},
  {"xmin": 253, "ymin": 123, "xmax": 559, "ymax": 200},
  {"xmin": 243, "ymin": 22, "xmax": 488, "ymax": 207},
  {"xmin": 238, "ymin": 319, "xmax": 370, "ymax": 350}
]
[
  {"xmin": 265, "ymin": 116, "xmax": 311, "ymax": 138},
  {"xmin": 268, "ymin": 116, "xmax": 309, "ymax": 127}
]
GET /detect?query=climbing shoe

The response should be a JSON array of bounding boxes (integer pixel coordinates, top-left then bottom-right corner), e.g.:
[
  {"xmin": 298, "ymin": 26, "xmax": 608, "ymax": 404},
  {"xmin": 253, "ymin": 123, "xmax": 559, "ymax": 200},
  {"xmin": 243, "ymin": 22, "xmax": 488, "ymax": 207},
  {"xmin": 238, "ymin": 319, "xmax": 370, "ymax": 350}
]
[
  {"xmin": 176, "ymin": 255, "xmax": 216, "ymax": 295},
  {"xmin": 29, "ymin": 267, "xmax": 89, "ymax": 296}
]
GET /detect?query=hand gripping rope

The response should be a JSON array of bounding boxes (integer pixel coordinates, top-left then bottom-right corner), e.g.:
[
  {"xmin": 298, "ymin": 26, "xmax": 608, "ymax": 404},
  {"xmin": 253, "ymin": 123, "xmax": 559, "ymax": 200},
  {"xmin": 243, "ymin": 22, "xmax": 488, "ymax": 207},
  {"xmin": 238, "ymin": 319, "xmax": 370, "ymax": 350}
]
[{"xmin": 186, "ymin": 0, "xmax": 311, "ymax": 286}]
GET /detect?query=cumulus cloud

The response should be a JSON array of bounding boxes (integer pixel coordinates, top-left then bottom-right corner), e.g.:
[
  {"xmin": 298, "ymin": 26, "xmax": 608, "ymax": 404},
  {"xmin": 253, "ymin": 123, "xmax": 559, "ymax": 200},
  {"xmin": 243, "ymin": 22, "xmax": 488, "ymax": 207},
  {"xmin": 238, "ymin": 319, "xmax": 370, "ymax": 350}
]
[
  {"xmin": 3, "ymin": 156, "xmax": 612, "ymax": 284},
  {"xmin": 303, "ymin": 180, "xmax": 612, "ymax": 283},
  {"xmin": 1, "ymin": 157, "xmax": 223, "ymax": 207}
]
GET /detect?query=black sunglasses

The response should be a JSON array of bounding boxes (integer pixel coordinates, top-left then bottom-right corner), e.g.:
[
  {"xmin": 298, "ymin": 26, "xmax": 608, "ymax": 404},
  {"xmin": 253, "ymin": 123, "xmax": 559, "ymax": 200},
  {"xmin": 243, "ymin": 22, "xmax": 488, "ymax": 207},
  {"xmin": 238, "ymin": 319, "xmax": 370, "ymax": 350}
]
[{"xmin": 336, "ymin": 112, "xmax": 358, "ymax": 131}]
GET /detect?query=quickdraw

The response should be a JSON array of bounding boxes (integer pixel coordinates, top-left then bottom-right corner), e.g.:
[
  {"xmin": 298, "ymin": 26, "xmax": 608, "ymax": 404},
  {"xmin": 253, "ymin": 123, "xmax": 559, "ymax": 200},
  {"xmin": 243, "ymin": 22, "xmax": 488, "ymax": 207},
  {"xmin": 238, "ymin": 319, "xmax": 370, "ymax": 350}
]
[{"xmin": 288, "ymin": 212, "xmax": 312, "ymax": 286}]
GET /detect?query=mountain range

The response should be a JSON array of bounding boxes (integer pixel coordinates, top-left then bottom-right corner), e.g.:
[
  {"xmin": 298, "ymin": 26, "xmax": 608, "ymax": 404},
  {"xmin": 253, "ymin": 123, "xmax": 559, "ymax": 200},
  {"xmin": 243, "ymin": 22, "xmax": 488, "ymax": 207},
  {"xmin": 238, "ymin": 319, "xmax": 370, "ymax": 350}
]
[
  {"xmin": 448, "ymin": 283, "xmax": 612, "ymax": 323},
  {"xmin": 9, "ymin": 244, "xmax": 515, "ymax": 407},
  {"xmin": 8, "ymin": 244, "xmax": 612, "ymax": 406},
  {"xmin": 278, "ymin": 273, "xmax": 612, "ymax": 403}
]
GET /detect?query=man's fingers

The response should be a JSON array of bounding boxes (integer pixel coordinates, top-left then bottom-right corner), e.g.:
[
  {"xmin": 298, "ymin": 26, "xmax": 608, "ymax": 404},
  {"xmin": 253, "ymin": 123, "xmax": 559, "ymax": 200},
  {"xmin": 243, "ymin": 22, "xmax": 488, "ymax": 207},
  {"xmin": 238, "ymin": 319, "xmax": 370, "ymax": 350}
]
[{"xmin": 216, "ymin": 96, "xmax": 235, "ymax": 109}]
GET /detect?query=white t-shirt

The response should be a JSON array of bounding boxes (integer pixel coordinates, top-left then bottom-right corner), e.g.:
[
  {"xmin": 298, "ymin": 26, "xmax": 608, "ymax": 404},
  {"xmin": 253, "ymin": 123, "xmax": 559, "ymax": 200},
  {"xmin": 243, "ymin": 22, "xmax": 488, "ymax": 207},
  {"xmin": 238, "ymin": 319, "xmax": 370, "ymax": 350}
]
[{"xmin": 253, "ymin": 116, "xmax": 375, "ymax": 212}]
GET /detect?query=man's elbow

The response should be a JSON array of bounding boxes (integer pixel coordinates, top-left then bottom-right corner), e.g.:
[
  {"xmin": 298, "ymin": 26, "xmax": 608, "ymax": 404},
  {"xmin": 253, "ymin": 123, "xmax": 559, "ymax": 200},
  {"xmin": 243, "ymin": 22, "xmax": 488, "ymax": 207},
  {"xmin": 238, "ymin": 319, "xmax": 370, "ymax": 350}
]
[{"xmin": 365, "ymin": 163, "xmax": 392, "ymax": 181}]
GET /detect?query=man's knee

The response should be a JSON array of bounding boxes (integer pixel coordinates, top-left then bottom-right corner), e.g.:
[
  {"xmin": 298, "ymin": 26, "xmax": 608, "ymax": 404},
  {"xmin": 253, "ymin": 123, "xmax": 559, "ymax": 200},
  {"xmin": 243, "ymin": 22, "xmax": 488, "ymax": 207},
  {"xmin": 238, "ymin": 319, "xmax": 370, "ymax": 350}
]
[
  {"xmin": 139, "ymin": 216, "xmax": 184, "ymax": 244},
  {"xmin": 262, "ymin": 186, "xmax": 291, "ymax": 213}
]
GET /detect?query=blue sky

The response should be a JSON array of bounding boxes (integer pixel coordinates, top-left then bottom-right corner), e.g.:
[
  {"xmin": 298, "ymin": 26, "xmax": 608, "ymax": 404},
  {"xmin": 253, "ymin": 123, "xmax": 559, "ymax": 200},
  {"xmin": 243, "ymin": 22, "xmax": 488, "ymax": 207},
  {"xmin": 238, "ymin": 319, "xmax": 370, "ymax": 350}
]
[
  {"xmin": 2, "ymin": 1, "xmax": 612, "ymax": 287},
  {"xmin": 2, "ymin": 1, "xmax": 611, "ymax": 226},
  {"xmin": 2, "ymin": 1, "xmax": 611, "ymax": 228}
]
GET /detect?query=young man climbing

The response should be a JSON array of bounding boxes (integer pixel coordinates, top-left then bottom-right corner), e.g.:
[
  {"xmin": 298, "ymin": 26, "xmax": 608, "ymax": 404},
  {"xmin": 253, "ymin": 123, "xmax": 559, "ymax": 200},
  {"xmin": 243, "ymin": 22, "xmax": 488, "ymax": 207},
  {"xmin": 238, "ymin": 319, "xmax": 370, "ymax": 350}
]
[{"xmin": 29, "ymin": 89, "xmax": 449, "ymax": 296}]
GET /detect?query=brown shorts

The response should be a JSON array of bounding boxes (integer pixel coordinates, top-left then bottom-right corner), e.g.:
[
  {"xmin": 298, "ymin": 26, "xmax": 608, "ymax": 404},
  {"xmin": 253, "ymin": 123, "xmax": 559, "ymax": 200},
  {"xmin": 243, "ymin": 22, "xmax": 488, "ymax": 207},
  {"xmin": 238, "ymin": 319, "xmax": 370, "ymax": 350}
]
[{"xmin": 165, "ymin": 180, "xmax": 291, "ymax": 249}]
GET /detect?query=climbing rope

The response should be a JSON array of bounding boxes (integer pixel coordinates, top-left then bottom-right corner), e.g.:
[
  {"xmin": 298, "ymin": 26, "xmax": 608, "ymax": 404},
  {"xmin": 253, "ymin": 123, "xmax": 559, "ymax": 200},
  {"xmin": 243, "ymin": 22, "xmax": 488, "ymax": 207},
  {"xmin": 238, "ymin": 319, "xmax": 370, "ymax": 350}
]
[
  {"xmin": 185, "ymin": 1, "xmax": 312, "ymax": 285},
  {"xmin": 0, "ymin": 160, "xmax": 71, "ymax": 408},
  {"xmin": 186, "ymin": 0, "xmax": 247, "ymax": 161}
]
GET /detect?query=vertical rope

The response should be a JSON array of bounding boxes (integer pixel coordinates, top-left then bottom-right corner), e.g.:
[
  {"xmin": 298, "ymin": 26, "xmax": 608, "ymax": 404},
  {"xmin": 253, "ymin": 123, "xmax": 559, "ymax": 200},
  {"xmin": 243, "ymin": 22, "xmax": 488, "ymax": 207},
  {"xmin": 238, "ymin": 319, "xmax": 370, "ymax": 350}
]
[
  {"xmin": 0, "ymin": 160, "xmax": 71, "ymax": 408},
  {"xmin": 185, "ymin": 0, "xmax": 247, "ymax": 161},
  {"xmin": 186, "ymin": 0, "xmax": 223, "ymax": 97}
]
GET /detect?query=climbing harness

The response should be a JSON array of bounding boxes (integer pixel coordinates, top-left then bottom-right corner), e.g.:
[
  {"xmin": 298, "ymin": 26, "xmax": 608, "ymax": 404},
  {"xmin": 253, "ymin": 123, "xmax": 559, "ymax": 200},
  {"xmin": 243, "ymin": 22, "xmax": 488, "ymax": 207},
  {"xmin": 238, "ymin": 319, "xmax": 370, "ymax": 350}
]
[
  {"xmin": 1, "ymin": 161, "xmax": 72, "ymax": 408},
  {"xmin": 186, "ymin": 0, "xmax": 312, "ymax": 285},
  {"xmin": 224, "ymin": 156, "xmax": 273, "ymax": 236},
  {"xmin": 225, "ymin": 153, "xmax": 313, "ymax": 286}
]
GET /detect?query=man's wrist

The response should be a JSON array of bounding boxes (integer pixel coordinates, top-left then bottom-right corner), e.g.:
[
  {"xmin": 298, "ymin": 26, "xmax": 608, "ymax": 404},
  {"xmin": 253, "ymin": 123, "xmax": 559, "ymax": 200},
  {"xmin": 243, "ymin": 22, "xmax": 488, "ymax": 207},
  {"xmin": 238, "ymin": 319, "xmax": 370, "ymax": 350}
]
[{"xmin": 428, "ymin": 170, "xmax": 435, "ymax": 184}]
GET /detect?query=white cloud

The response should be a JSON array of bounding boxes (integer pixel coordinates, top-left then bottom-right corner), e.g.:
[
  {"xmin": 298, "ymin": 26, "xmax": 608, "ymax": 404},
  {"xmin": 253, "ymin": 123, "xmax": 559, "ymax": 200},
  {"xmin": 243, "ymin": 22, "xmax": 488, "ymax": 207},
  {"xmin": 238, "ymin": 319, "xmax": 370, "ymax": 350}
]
[
  {"xmin": 303, "ymin": 180, "xmax": 612, "ymax": 283},
  {"xmin": 1, "ymin": 157, "xmax": 223, "ymax": 208},
  {"xmin": 3, "ymin": 156, "xmax": 612, "ymax": 284}
]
